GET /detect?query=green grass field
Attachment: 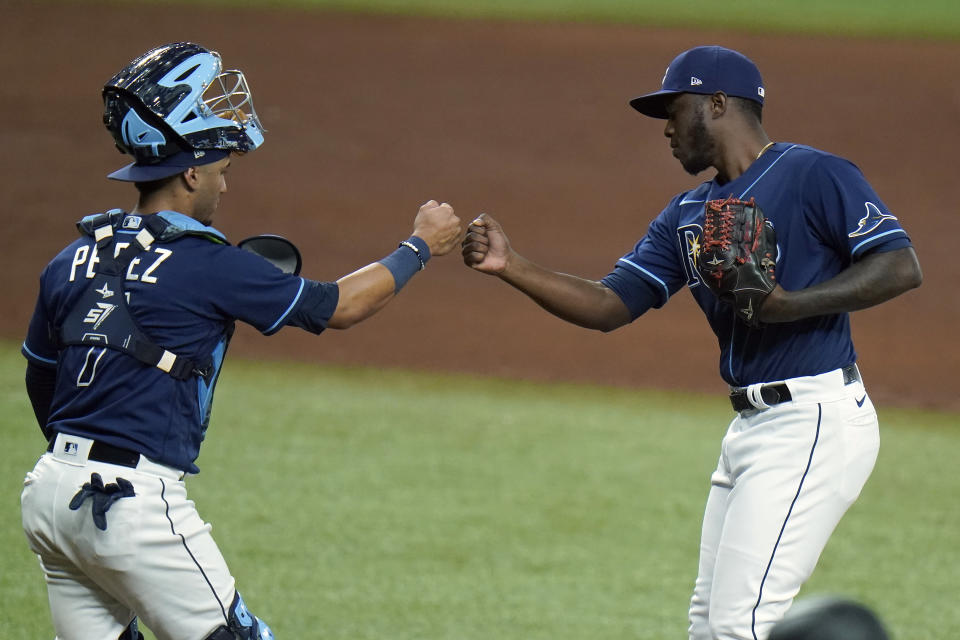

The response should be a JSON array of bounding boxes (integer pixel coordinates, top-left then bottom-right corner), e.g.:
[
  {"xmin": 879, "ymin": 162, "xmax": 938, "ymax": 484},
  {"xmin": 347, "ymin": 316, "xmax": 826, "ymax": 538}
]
[
  {"xmin": 86, "ymin": 0, "xmax": 960, "ymax": 39},
  {"xmin": 2, "ymin": 342, "xmax": 958, "ymax": 638}
]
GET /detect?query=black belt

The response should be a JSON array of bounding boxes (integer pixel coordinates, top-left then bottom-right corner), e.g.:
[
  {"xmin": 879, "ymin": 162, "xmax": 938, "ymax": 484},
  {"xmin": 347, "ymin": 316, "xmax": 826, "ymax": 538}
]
[
  {"xmin": 47, "ymin": 437, "xmax": 141, "ymax": 468},
  {"xmin": 730, "ymin": 384, "xmax": 792, "ymax": 412},
  {"xmin": 729, "ymin": 364, "xmax": 859, "ymax": 412}
]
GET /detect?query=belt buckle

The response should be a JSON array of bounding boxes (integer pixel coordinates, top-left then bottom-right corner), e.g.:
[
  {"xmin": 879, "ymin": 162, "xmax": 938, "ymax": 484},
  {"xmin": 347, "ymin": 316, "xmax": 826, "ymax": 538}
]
[
  {"xmin": 759, "ymin": 385, "xmax": 785, "ymax": 405},
  {"xmin": 730, "ymin": 382, "xmax": 791, "ymax": 412},
  {"xmin": 842, "ymin": 364, "xmax": 860, "ymax": 385}
]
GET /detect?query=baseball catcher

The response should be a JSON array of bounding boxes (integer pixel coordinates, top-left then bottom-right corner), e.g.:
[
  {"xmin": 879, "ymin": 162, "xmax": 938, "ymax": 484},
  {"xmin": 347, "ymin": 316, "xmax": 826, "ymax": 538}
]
[
  {"xmin": 20, "ymin": 42, "xmax": 461, "ymax": 640},
  {"xmin": 695, "ymin": 196, "xmax": 777, "ymax": 325}
]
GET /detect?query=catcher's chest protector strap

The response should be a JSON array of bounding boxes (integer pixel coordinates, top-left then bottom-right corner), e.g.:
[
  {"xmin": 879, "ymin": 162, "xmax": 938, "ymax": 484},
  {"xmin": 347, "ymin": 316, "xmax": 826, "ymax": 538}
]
[{"xmin": 58, "ymin": 212, "xmax": 223, "ymax": 380}]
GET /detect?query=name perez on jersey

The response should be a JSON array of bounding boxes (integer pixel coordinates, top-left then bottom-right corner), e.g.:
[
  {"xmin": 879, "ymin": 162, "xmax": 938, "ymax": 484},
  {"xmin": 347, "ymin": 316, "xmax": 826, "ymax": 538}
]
[{"xmin": 68, "ymin": 243, "xmax": 173, "ymax": 284}]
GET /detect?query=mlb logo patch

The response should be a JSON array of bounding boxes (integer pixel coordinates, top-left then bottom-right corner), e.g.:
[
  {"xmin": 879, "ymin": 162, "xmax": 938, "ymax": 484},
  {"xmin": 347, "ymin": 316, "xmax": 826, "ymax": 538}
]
[
  {"xmin": 122, "ymin": 215, "xmax": 142, "ymax": 230},
  {"xmin": 62, "ymin": 442, "xmax": 79, "ymax": 456}
]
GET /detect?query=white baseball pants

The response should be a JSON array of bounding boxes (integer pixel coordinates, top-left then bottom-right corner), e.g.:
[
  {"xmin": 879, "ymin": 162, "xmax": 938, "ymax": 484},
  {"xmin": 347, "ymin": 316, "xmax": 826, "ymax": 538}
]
[
  {"xmin": 21, "ymin": 434, "xmax": 238, "ymax": 640},
  {"xmin": 688, "ymin": 366, "xmax": 879, "ymax": 640}
]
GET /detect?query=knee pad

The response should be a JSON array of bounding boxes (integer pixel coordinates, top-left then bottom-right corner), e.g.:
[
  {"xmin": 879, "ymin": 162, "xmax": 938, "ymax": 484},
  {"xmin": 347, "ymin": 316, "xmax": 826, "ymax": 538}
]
[
  {"xmin": 204, "ymin": 592, "xmax": 275, "ymax": 640},
  {"xmin": 118, "ymin": 618, "xmax": 144, "ymax": 640}
]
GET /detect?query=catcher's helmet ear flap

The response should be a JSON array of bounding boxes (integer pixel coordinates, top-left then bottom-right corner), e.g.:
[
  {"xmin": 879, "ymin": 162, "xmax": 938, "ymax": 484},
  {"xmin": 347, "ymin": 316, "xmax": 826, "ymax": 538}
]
[
  {"xmin": 103, "ymin": 42, "xmax": 264, "ymax": 162},
  {"xmin": 103, "ymin": 91, "xmax": 187, "ymax": 162}
]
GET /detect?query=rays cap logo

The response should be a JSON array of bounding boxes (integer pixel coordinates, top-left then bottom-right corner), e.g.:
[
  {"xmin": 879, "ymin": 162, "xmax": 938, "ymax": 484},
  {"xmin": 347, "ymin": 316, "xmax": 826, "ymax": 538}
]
[{"xmin": 630, "ymin": 45, "xmax": 765, "ymax": 119}]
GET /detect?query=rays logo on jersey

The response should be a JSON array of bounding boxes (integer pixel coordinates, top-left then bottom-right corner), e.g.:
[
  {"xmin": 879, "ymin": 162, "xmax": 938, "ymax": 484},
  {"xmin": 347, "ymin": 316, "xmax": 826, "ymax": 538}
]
[
  {"xmin": 677, "ymin": 224, "xmax": 704, "ymax": 287},
  {"xmin": 848, "ymin": 202, "xmax": 898, "ymax": 238}
]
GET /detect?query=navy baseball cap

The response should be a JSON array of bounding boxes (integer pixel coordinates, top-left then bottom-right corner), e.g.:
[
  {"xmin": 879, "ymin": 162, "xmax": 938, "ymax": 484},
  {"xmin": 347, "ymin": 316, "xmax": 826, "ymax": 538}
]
[
  {"xmin": 107, "ymin": 149, "xmax": 230, "ymax": 182},
  {"xmin": 630, "ymin": 46, "xmax": 765, "ymax": 119}
]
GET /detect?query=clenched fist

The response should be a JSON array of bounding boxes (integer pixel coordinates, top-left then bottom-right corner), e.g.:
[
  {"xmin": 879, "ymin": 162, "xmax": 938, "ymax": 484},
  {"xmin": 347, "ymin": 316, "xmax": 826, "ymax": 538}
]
[
  {"xmin": 461, "ymin": 213, "xmax": 511, "ymax": 274},
  {"xmin": 412, "ymin": 200, "xmax": 462, "ymax": 257}
]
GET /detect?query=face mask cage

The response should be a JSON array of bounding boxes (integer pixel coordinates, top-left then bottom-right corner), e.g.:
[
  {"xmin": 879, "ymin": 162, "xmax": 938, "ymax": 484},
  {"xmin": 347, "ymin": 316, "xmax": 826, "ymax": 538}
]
[{"xmin": 201, "ymin": 69, "xmax": 265, "ymax": 135}]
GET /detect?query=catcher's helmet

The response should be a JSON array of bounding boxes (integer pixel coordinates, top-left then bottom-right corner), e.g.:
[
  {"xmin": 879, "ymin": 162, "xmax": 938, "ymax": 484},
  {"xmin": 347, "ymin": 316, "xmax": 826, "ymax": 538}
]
[
  {"xmin": 103, "ymin": 42, "xmax": 264, "ymax": 164},
  {"xmin": 768, "ymin": 596, "xmax": 890, "ymax": 640}
]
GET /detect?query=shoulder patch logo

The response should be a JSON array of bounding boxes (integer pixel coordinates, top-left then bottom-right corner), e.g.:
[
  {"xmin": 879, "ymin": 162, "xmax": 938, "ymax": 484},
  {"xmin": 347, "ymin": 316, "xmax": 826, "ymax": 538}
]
[
  {"xmin": 849, "ymin": 202, "xmax": 898, "ymax": 238},
  {"xmin": 122, "ymin": 215, "xmax": 142, "ymax": 230}
]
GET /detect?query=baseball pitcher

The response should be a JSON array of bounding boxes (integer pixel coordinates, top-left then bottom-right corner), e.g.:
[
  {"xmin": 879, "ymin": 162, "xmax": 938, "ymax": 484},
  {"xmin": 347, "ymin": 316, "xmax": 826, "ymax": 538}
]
[
  {"xmin": 20, "ymin": 42, "xmax": 461, "ymax": 640},
  {"xmin": 462, "ymin": 46, "xmax": 921, "ymax": 640}
]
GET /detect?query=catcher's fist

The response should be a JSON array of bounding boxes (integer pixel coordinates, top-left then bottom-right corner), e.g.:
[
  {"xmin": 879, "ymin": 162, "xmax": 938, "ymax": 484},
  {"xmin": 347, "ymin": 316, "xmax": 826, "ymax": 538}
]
[
  {"xmin": 413, "ymin": 200, "xmax": 462, "ymax": 257},
  {"xmin": 461, "ymin": 213, "xmax": 511, "ymax": 274},
  {"xmin": 695, "ymin": 197, "xmax": 777, "ymax": 326}
]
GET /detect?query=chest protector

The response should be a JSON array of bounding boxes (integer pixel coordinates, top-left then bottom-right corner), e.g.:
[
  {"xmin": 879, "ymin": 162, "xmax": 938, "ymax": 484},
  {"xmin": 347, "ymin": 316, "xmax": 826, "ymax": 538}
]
[{"xmin": 58, "ymin": 211, "xmax": 234, "ymax": 380}]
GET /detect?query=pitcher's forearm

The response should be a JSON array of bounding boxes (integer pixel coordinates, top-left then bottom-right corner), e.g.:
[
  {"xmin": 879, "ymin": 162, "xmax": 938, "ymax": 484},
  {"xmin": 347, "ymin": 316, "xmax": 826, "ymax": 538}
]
[
  {"xmin": 499, "ymin": 254, "xmax": 631, "ymax": 332},
  {"xmin": 760, "ymin": 247, "xmax": 922, "ymax": 323}
]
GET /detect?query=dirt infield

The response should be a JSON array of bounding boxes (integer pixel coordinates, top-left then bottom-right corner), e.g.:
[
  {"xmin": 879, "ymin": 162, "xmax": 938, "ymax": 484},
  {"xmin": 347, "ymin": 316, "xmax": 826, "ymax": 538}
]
[{"xmin": 2, "ymin": 2, "xmax": 957, "ymax": 411}]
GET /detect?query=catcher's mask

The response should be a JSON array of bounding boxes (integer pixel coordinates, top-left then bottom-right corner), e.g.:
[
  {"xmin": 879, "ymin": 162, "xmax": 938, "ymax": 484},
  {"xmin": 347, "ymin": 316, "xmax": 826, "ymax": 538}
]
[{"xmin": 103, "ymin": 42, "xmax": 264, "ymax": 166}]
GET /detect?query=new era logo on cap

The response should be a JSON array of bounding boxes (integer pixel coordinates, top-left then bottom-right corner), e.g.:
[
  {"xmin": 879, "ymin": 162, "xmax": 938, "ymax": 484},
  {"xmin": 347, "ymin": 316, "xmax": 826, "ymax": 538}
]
[{"xmin": 691, "ymin": 77, "xmax": 703, "ymax": 86}]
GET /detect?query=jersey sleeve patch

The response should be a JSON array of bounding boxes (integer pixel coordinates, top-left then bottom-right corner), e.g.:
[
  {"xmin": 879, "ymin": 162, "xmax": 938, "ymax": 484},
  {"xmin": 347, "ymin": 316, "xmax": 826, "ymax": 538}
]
[
  {"xmin": 803, "ymin": 155, "xmax": 912, "ymax": 259},
  {"xmin": 847, "ymin": 201, "xmax": 910, "ymax": 257}
]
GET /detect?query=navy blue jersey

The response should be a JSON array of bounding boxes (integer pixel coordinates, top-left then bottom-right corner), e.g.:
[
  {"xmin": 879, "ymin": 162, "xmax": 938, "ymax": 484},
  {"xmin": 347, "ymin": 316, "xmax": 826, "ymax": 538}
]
[
  {"xmin": 22, "ymin": 211, "xmax": 338, "ymax": 473},
  {"xmin": 602, "ymin": 143, "xmax": 912, "ymax": 386}
]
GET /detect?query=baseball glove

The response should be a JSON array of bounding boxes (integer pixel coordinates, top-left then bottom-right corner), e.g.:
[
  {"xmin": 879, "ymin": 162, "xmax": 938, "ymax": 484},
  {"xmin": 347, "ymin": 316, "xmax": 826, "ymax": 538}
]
[{"xmin": 695, "ymin": 196, "xmax": 777, "ymax": 326}]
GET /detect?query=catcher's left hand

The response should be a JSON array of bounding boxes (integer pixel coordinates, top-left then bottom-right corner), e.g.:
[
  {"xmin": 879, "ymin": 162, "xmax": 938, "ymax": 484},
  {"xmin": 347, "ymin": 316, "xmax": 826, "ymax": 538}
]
[{"xmin": 695, "ymin": 196, "xmax": 777, "ymax": 326}]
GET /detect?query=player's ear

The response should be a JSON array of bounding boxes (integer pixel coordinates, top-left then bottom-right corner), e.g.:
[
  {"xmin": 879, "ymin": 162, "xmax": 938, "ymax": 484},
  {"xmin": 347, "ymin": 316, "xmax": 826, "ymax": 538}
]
[
  {"xmin": 709, "ymin": 91, "xmax": 728, "ymax": 117},
  {"xmin": 181, "ymin": 167, "xmax": 200, "ymax": 190}
]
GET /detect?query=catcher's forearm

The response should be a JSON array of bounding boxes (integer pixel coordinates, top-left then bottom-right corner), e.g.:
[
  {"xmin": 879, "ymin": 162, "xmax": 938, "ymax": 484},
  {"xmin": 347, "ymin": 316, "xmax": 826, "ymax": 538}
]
[
  {"xmin": 499, "ymin": 254, "xmax": 631, "ymax": 332},
  {"xmin": 328, "ymin": 263, "xmax": 399, "ymax": 329},
  {"xmin": 760, "ymin": 247, "xmax": 921, "ymax": 322},
  {"xmin": 329, "ymin": 235, "xmax": 437, "ymax": 329}
]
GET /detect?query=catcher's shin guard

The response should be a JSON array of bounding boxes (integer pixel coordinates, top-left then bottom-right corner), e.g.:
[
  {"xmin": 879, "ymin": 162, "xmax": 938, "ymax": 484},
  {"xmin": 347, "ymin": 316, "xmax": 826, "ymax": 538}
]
[{"xmin": 205, "ymin": 592, "xmax": 275, "ymax": 640}]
